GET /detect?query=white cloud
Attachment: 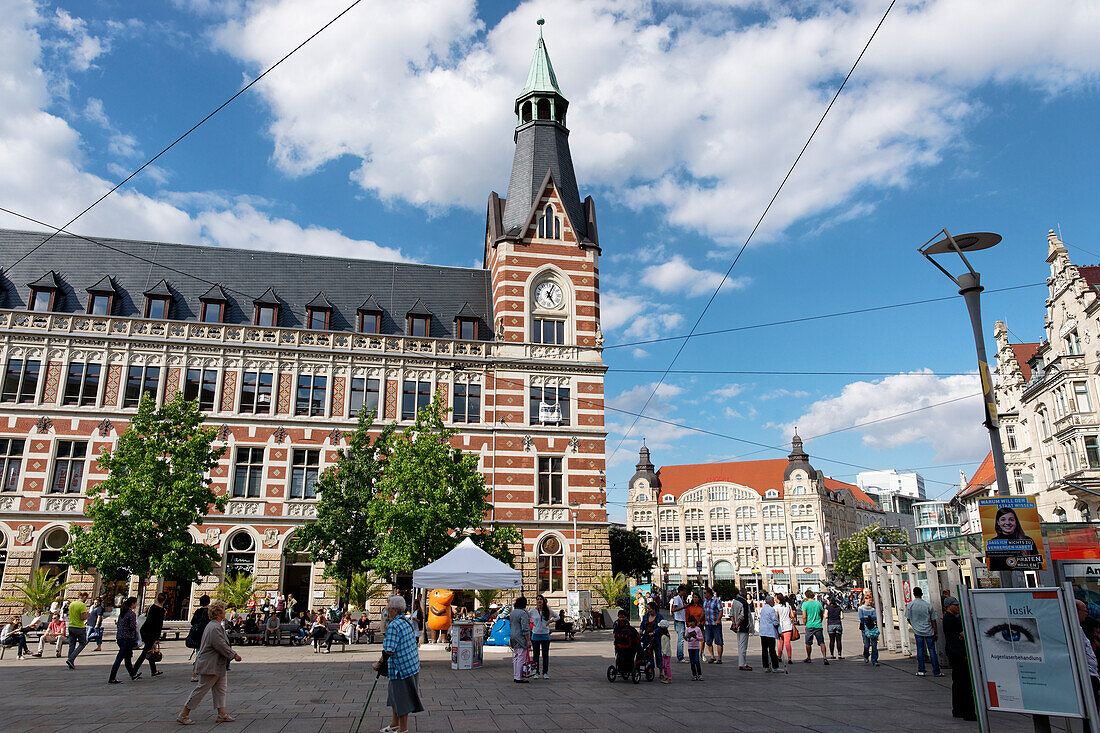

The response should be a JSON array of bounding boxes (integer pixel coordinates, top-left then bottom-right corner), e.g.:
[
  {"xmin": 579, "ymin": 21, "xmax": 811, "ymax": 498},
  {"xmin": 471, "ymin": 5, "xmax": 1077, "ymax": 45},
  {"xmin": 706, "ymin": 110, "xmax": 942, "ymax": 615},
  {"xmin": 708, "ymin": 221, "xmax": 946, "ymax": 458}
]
[
  {"xmin": 785, "ymin": 370, "xmax": 985, "ymax": 461},
  {"xmin": 0, "ymin": 1, "xmax": 410, "ymax": 263},
  {"xmin": 640, "ymin": 255, "xmax": 749, "ymax": 296},
  {"xmin": 205, "ymin": 0, "xmax": 1100, "ymax": 241},
  {"xmin": 631, "ymin": 348, "xmax": 649, "ymax": 359},
  {"xmin": 607, "ymin": 381, "xmax": 693, "ymax": 470},
  {"xmin": 760, "ymin": 388, "xmax": 810, "ymax": 400},
  {"xmin": 714, "ymin": 383, "xmax": 745, "ymax": 399}
]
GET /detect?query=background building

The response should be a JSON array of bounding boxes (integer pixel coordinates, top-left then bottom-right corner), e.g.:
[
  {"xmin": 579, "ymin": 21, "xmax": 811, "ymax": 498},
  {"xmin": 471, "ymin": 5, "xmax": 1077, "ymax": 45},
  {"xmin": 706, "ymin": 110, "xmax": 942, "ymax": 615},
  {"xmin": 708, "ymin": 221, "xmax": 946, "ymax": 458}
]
[
  {"xmin": 856, "ymin": 469, "xmax": 926, "ymax": 500},
  {"xmin": 0, "ymin": 31, "xmax": 611, "ymax": 619},
  {"xmin": 912, "ymin": 500, "xmax": 961, "ymax": 542},
  {"xmin": 627, "ymin": 435, "xmax": 884, "ymax": 596}
]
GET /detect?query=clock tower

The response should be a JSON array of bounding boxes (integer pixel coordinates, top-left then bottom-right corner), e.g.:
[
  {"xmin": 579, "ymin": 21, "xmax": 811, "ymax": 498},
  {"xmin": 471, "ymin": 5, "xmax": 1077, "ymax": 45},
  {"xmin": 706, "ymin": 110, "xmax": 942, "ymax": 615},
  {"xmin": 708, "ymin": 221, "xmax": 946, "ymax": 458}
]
[{"xmin": 481, "ymin": 20, "xmax": 609, "ymax": 601}]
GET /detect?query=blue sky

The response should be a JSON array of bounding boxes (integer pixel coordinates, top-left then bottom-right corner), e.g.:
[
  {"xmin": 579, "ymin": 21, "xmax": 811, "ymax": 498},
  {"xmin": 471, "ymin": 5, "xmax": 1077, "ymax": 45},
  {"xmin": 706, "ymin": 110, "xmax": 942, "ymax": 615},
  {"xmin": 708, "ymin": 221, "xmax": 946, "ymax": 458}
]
[{"xmin": 2, "ymin": 0, "xmax": 1100, "ymax": 519}]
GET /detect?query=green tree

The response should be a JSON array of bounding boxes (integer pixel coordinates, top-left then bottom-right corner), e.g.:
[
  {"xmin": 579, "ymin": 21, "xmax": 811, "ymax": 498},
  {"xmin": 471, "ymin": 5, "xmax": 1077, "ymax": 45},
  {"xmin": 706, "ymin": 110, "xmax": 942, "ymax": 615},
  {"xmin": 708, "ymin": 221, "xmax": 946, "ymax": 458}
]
[
  {"xmin": 337, "ymin": 571, "xmax": 389, "ymax": 611},
  {"xmin": 711, "ymin": 579, "xmax": 739, "ymax": 601},
  {"xmin": 367, "ymin": 393, "xmax": 520, "ymax": 581},
  {"xmin": 64, "ymin": 394, "xmax": 226, "ymax": 608},
  {"xmin": 475, "ymin": 589, "xmax": 501, "ymax": 611},
  {"xmin": 4, "ymin": 568, "xmax": 69, "ymax": 613},
  {"xmin": 833, "ymin": 524, "xmax": 910, "ymax": 582},
  {"xmin": 215, "ymin": 573, "xmax": 270, "ymax": 609},
  {"xmin": 285, "ymin": 409, "xmax": 395, "ymax": 591},
  {"xmin": 608, "ymin": 526, "xmax": 657, "ymax": 580}
]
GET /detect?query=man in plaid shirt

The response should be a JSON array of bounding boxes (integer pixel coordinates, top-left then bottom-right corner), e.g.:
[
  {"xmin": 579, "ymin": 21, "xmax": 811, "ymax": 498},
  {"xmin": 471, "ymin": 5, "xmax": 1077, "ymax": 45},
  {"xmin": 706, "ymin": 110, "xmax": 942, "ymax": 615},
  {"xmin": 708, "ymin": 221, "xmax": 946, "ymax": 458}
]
[{"xmin": 702, "ymin": 588, "xmax": 724, "ymax": 664}]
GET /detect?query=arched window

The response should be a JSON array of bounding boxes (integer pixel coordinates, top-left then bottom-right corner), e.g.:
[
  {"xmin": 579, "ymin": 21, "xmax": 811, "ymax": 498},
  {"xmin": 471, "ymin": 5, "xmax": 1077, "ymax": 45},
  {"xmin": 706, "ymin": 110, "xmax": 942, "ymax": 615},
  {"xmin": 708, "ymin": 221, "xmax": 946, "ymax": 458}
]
[
  {"xmin": 521, "ymin": 101, "xmax": 533, "ymax": 123},
  {"xmin": 659, "ymin": 508, "xmax": 678, "ymax": 523},
  {"xmin": 713, "ymin": 560, "xmax": 736, "ymax": 580},
  {"xmin": 709, "ymin": 507, "xmax": 730, "ymax": 519},
  {"xmin": 708, "ymin": 486, "xmax": 729, "ymax": 501},
  {"xmin": 764, "ymin": 489, "xmax": 779, "ymax": 499},
  {"xmin": 662, "ymin": 494, "xmax": 675, "ymax": 504},
  {"xmin": 791, "ymin": 486, "xmax": 806, "ymax": 495},
  {"xmin": 1054, "ymin": 506, "xmax": 1068, "ymax": 523},
  {"xmin": 735, "ymin": 506, "xmax": 756, "ymax": 519},
  {"xmin": 762, "ymin": 504, "xmax": 783, "ymax": 518},
  {"xmin": 38, "ymin": 527, "xmax": 70, "ymax": 582},
  {"xmin": 684, "ymin": 508, "xmax": 704, "ymax": 521},
  {"xmin": 682, "ymin": 489, "xmax": 704, "ymax": 503},
  {"xmin": 536, "ymin": 98, "xmax": 551, "ymax": 120},
  {"xmin": 637, "ymin": 529, "xmax": 653, "ymax": 545},
  {"xmin": 793, "ymin": 525, "xmax": 815, "ymax": 540},
  {"xmin": 225, "ymin": 531, "xmax": 256, "ymax": 577},
  {"xmin": 537, "ymin": 204, "xmax": 560, "ymax": 240},
  {"xmin": 537, "ymin": 535, "xmax": 564, "ymax": 592}
]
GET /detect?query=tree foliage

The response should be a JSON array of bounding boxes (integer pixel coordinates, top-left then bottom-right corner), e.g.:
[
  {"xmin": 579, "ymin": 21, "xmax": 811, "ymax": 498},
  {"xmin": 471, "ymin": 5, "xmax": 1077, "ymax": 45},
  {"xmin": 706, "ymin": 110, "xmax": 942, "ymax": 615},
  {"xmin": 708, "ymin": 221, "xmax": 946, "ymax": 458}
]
[
  {"xmin": 337, "ymin": 571, "xmax": 389, "ymax": 611},
  {"xmin": 833, "ymin": 524, "xmax": 910, "ymax": 582},
  {"xmin": 593, "ymin": 572, "xmax": 631, "ymax": 609},
  {"xmin": 287, "ymin": 397, "xmax": 521, "ymax": 586},
  {"xmin": 286, "ymin": 410, "xmax": 395, "ymax": 588},
  {"xmin": 64, "ymin": 394, "xmax": 226, "ymax": 603},
  {"xmin": 609, "ymin": 526, "xmax": 657, "ymax": 580},
  {"xmin": 4, "ymin": 568, "xmax": 69, "ymax": 613},
  {"xmin": 215, "ymin": 573, "xmax": 270, "ymax": 609},
  {"xmin": 368, "ymin": 394, "xmax": 520, "ymax": 580},
  {"xmin": 710, "ymin": 579, "xmax": 739, "ymax": 601}
]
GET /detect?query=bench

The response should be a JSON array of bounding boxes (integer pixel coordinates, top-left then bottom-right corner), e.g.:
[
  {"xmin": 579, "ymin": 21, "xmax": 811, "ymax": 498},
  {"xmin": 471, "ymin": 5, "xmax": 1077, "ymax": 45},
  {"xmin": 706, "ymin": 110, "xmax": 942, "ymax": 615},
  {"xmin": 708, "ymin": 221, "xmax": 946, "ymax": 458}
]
[
  {"xmin": 160, "ymin": 620, "xmax": 190, "ymax": 641},
  {"xmin": 312, "ymin": 623, "xmax": 347, "ymax": 653}
]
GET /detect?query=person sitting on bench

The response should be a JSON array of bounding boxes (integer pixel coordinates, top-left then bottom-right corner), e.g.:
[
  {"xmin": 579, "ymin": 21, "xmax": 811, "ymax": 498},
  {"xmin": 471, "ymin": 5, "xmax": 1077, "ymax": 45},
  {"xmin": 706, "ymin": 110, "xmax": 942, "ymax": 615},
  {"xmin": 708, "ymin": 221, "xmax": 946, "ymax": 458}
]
[{"xmin": 554, "ymin": 610, "xmax": 575, "ymax": 640}]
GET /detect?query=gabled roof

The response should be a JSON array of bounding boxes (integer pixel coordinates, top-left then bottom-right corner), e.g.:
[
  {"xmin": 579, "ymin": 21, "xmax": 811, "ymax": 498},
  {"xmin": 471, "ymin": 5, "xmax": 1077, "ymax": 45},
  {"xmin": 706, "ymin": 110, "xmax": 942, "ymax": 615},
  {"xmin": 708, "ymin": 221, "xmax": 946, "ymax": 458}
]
[
  {"xmin": 406, "ymin": 298, "xmax": 432, "ymax": 316},
  {"xmin": 143, "ymin": 279, "xmax": 172, "ymax": 298},
  {"xmin": 86, "ymin": 275, "xmax": 117, "ymax": 293},
  {"xmin": 454, "ymin": 302, "xmax": 480, "ymax": 320},
  {"xmin": 27, "ymin": 270, "xmax": 62, "ymax": 289},
  {"xmin": 957, "ymin": 452, "xmax": 996, "ymax": 499},
  {"xmin": 657, "ymin": 459, "xmax": 789, "ymax": 499},
  {"xmin": 306, "ymin": 291, "xmax": 334, "ymax": 310},
  {"xmin": 522, "ymin": 26, "xmax": 562, "ymax": 95},
  {"xmin": 254, "ymin": 286, "xmax": 279, "ymax": 305},
  {"xmin": 1011, "ymin": 342, "xmax": 1040, "ymax": 381},
  {"xmin": 358, "ymin": 294, "xmax": 383, "ymax": 312},
  {"xmin": 200, "ymin": 283, "xmax": 228, "ymax": 301}
]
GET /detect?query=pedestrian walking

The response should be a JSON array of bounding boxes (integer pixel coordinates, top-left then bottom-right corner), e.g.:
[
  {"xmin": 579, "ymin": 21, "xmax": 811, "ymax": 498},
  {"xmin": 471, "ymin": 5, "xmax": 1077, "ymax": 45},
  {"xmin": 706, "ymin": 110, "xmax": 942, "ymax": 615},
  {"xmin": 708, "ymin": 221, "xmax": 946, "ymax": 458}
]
[
  {"xmin": 186, "ymin": 594, "xmax": 211, "ymax": 682},
  {"xmin": 904, "ymin": 587, "xmax": 942, "ymax": 677},
  {"xmin": 65, "ymin": 591, "xmax": 90, "ymax": 669},
  {"xmin": 758, "ymin": 596, "xmax": 782, "ymax": 673},
  {"xmin": 509, "ymin": 596, "xmax": 532, "ymax": 683},
  {"xmin": 108, "ymin": 596, "xmax": 140, "ymax": 683},
  {"xmin": 372, "ymin": 594, "xmax": 423, "ymax": 733},
  {"xmin": 669, "ymin": 585, "xmax": 688, "ymax": 663},
  {"xmin": 640, "ymin": 600, "xmax": 664, "ymax": 677},
  {"xmin": 775, "ymin": 593, "xmax": 795, "ymax": 666},
  {"xmin": 87, "ymin": 597, "xmax": 105, "ymax": 651},
  {"xmin": 656, "ymin": 619, "xmax": 672, "ymax": 683},
  {"xmin": 942, "ymin": 597, "xmax": 975, "ymax": 721},
  {"xmin": 702, "ymin": 587, "xmax": 724, "ymax": 664},
  {"xmin": 134, "ymin": 593, "xmax": 166, "ymax": 677},
  {"xmin": 826, "ymin": 595, "xmax": 843, "ymax": 659},
  {"xmin": 177, "ymin": 599, "xmax": 241, "ymax": 724},
  {"xmin": 685, "ymin": 616, "xmax": 704, "ymax": 680},
  {"xmin": 531, "ymin": 595, "xmax": 552, "ymax": 679},
  {"xmin": 729, "ymin": 586, "xmax": 752, "ymax": 670},
  {"xmin": 801, "ymin": 590, "xmax": 829, "ymax": 665},
  {"xmin": 858, "ymin": 592, "xmax": 880, "ymax": 666}
]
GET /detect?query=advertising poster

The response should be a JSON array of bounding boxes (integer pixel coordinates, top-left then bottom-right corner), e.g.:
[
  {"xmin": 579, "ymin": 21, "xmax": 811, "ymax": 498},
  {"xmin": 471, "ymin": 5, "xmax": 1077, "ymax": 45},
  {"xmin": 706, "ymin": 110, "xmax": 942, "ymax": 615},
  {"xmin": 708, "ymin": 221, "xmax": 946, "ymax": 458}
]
[
  {"xmin": 978, "ymin": 495, "xmax": 1047, "ymax": 571},
  {"xmin": 970, "ymin": 589, "xmax": 1084, "ymax": 717}
]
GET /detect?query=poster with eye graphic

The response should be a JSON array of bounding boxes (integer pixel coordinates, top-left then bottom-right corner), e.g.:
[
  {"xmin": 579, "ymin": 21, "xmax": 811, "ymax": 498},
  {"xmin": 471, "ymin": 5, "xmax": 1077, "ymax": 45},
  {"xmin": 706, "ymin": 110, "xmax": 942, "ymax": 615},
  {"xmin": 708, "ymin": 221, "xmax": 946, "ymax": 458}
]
[
  {"xmin": 978, "ymin": 495, "xmax": 1047, "ymax": 571},
  {"xmin": 969, "ymin": 588, "xmax": 1086, "ymax": 717}
]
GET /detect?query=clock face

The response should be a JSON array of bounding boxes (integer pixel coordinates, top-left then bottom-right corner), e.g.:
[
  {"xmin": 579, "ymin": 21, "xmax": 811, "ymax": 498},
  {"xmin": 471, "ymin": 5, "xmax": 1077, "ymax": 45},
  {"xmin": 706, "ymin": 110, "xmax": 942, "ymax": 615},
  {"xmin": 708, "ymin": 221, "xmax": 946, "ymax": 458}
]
[{"xmin": 534, "ymin": 281, "xmax": 563, "ymax": 309}]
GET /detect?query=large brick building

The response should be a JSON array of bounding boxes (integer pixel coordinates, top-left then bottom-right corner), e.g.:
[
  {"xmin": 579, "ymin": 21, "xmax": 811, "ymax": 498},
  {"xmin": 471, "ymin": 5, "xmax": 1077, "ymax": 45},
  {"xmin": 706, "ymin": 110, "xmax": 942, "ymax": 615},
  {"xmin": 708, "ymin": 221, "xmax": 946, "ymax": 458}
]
[{"xmin": 0, "ymin": 29, "xmax": 609, "ymax": 619}]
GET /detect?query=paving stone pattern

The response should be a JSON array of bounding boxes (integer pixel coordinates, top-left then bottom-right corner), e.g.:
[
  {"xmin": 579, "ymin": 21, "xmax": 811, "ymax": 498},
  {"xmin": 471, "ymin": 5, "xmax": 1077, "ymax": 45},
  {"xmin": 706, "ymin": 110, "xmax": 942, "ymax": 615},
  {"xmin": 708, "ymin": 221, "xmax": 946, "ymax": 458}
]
[{"xmin": 0, "ymin": 616, "xmax": 1051, "ymax": 732}]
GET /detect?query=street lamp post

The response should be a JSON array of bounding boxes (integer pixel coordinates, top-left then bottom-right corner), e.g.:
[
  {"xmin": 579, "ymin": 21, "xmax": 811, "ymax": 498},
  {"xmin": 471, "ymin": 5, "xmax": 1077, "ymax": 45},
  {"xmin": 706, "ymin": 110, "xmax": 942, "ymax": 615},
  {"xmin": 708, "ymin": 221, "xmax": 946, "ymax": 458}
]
[
  {"xmin": 694, "ymin": 540, "xmax": 702, "ymax": 588},
  {"xmin": 662, "ymin": 562, "xmax": 670, "ymax": 597},
  {"xmin": 570, "ymin": 500, "xmax": 580, "ymax": 596},
  {"xmin": 921, "ymin": 230, "xmax": 1051, "ymax": 733}
]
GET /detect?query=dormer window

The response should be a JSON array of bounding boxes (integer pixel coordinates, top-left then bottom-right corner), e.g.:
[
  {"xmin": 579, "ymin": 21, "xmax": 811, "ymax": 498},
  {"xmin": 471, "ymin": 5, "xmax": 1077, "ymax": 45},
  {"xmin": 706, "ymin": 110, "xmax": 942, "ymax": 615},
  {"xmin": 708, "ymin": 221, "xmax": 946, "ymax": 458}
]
[
  {"xmin": 406, "ymin": 299, "xmax": 432, "ymax": 338},
  {"xmin": 85, "ymin": 276, "xmax": 118, "ymax": 316},
  {"xmin": 143, "ymin": 279, "xmax": 173, "ymax": 320},
  {"xmin": 453, "ymin": 302, "xmax": 480, "ymax": 340},
  {"xmin": 199, "ymin": 284, "xmax": 229, "ymax": 324},
  {"xmin": 357, "ymin": 295, "xmax": 383, "ymax": 334},
  {"xmin": 253, "ymin": 286, "xmax": 280, "ymax": 327},
  {"xmin": 537, "ymin": 204, "xmax": 560, "ymax": 239},
  {"xmin": 26, "ymin": 271, "xmax": 63, "ymax": 312},
  {"xmin": 305, "ymin": 291, "xmax": 333, "ymax": 330}
]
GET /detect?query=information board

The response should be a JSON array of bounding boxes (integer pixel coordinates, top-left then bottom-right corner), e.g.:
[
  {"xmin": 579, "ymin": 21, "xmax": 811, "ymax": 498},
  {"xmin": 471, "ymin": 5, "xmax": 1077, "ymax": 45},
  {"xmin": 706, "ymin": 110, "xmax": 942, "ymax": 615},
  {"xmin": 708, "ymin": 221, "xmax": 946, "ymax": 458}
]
[
  {"xmin": 979, "ymin": 495, "xmax": 1047, "ymax": 571},
  {"xmin": 967, "ymin": 588, "xmax": 1085, "ymax": 718}
]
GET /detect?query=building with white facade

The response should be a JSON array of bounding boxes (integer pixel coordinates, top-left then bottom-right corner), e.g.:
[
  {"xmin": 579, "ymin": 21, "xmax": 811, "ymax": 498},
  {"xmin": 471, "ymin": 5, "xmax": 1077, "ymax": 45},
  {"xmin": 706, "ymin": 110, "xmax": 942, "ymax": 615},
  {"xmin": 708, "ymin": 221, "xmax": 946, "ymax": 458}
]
[{"xmin": 856, "ymin": 469, "xmax": 926, "ymax": 500}]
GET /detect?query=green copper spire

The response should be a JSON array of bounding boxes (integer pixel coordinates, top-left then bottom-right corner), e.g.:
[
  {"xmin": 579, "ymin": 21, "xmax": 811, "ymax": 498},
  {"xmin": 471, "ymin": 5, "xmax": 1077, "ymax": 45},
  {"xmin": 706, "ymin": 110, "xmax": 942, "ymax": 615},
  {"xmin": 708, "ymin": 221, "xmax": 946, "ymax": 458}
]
[{"xmin": 522, "ymin": 18, "xmax": 562, "ymax": 95}]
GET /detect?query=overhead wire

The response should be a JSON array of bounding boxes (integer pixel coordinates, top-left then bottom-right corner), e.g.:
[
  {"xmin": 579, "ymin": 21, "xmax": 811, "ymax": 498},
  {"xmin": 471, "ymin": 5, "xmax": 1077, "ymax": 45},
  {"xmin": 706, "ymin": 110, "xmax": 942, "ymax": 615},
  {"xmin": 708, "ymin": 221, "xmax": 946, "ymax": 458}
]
[
  {"xmin": 3, "ymin": 0, "xmax": 369, "ymax": 274},
  {"xmin": 606, "ymin": 0, "xmax": 898, "ymax": 466}
]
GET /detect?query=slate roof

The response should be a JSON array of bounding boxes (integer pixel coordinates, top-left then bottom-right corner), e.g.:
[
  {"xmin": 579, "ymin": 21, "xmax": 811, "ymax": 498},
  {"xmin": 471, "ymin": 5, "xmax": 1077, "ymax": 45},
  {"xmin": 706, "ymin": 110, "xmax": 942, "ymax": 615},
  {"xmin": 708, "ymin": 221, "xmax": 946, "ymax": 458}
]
[
  {"xmin": 0, "ymin": 229, "xmax": 492, "ymax": 339},
  {"xmin": 502, "ymin": 123, "xmax": 587, "ymax": 241}
]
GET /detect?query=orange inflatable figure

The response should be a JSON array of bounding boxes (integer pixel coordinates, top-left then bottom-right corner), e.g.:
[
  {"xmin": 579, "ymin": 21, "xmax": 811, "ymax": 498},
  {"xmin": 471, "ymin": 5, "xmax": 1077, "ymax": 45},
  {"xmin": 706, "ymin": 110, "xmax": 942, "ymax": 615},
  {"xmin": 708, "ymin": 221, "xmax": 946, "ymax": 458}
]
[{"xmin": 427, "ymin": 589, "xmax": 454, "ymax": 637}]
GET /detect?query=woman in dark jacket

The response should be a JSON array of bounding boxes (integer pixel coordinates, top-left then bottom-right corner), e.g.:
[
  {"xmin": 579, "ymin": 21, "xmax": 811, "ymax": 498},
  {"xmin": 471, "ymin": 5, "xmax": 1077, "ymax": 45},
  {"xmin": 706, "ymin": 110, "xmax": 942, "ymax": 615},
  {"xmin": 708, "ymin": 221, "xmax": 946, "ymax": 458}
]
[{"xmin": 108, "ymin": 596, "xmax": 140, "ymax": 683}]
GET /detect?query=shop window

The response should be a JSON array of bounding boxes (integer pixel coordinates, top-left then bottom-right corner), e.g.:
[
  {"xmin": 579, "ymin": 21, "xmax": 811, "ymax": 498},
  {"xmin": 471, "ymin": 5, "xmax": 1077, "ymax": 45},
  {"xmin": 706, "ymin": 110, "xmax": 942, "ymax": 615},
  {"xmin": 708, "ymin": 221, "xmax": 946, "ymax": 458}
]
[
  {"xmin": 38, "ymin": 527, "xmax": 70, "ymax": 582},
  {"xmin": 225, "ymin": 531, "xmax": 256, "ymax": 577}
]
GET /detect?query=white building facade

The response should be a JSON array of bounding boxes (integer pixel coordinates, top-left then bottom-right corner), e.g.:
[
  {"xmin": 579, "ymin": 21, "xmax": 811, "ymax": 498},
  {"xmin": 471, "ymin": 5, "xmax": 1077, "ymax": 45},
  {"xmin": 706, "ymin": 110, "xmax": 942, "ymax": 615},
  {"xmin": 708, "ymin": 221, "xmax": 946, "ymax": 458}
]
[{"xmin": 856, "ymin": 469, "xmax": 926, "ymax": 500}]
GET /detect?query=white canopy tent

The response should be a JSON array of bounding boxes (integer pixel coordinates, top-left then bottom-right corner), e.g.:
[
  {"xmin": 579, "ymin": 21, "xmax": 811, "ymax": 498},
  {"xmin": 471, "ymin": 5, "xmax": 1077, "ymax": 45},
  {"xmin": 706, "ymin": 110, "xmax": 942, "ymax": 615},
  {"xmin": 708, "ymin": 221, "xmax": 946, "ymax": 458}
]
[{"xmin": 411, "ymin": 537, "xmax": 522, "ymax": 590}]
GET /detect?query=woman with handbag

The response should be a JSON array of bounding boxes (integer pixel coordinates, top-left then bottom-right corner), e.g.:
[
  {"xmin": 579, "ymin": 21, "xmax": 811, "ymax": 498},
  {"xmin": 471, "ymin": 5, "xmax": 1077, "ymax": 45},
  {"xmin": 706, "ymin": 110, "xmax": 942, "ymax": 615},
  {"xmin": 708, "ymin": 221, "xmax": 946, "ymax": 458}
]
[
  {"xmin": 858, "ymin": 591, "xmax": 880, "ymax": 666},
  {"xmin": 775, "ymin": 593, "xmax": 796, "ymax": 667},
  {"xmin": 135, "ymin": 592, "xmax": 167, "ymax": 677},
  {"xmin": 108, "ymin": 597, "xmax": 140, "ymax": 684}
]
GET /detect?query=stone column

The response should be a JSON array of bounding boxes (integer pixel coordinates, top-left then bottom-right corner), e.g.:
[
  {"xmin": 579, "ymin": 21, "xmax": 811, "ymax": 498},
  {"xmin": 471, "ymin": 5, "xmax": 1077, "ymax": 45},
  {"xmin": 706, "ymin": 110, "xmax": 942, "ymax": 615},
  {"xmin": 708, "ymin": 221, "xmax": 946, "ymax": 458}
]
[
  {"xmin": 578, "ymin": 525, "xmax": 612, "ymax": 595},
  {"xmin": 0, "ymin": 549, "xmax": 35, "ymax": 617}
]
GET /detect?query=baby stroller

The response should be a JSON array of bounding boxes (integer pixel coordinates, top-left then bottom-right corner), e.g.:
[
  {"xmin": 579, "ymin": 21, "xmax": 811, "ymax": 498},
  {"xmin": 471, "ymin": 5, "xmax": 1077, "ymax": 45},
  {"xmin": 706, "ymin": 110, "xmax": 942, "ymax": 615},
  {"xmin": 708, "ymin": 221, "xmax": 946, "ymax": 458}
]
[{"xmin": 606, "ymin": 623, "xmax": 654, "ymax": 683}]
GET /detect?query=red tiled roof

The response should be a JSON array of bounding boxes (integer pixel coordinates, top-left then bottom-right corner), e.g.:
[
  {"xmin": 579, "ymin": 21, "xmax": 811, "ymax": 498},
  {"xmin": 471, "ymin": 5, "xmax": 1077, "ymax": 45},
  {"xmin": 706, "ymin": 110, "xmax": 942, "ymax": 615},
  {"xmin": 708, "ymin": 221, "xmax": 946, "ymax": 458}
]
[
  {"xmin": 656, "ymin": 459, "xmax": 789, "ymax": 498},
  {"xmin": 958, "ymin": 451, "xmax": 995, "ymax": 499},
  {"xmin": 825, "ymin": 478, "xmax": 877, "ymax": 506},
  {"xmin": 1010, "ymin": 342, "xmax": 1040, "ymax": 382}
]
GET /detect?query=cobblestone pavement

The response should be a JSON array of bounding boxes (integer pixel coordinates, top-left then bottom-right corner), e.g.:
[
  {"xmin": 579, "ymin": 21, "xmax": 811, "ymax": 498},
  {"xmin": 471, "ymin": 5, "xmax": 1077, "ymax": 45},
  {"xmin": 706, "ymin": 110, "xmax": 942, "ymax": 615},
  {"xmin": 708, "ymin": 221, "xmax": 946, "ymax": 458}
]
[{"xmin": 0, "ymin": 617, "xmax": 1053, "ymax": 732}]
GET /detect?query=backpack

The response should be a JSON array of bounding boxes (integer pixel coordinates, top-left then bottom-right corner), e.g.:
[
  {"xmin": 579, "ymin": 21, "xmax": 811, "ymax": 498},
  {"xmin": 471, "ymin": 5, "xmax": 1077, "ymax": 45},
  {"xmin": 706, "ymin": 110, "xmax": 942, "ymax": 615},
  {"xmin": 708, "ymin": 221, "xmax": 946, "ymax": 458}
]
[
  {"xmin": 185, "ymin": 610, "xmax": 210, "ymax": 649},
  {"xmin": 735, "ymin": 597, "xmax": 752, "ymax": 633}
]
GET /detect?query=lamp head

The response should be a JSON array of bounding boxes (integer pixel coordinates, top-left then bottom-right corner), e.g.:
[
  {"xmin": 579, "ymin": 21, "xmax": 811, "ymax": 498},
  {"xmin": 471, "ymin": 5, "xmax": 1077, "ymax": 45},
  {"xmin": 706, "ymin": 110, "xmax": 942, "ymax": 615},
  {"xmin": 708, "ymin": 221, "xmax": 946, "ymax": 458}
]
[{"xmin": 920, "ymin": 231, "xmax": 1001, "ymax": 256}]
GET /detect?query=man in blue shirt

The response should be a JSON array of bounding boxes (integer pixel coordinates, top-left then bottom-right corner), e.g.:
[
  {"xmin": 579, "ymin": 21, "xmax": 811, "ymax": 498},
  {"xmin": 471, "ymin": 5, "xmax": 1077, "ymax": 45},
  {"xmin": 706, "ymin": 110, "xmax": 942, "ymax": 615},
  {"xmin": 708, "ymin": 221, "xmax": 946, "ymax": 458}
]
[{"xmin": 373, "ymin": 595, "xmax": 423, "ymax": 732}]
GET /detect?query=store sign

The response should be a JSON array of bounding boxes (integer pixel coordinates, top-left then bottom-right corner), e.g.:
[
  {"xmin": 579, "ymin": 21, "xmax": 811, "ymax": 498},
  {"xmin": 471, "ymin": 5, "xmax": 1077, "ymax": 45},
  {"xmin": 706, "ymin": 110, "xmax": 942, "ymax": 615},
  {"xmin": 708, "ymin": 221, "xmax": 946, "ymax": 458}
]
[
  {"xmin": 1061, "ymin": 563, "xmax": 1100, "ymax": 578},
  {"xmin": 538, "ymin": 401, "xmax": 561, "ymax": 424},
  {"xmin": 798, "ymin": 573, "xmax": 821, "ymax": 581},
  {"xmin": 965, "ymin": 587, "xmax": 1088, "ymax": 718},
  {"xmin": 770, "ymin": 572, "xmax": 789, "ymax": 581},
  {"xmin": 979, "ymin": 495, "xmax": 1047, "ymax": 571},
  {"xmin": 801, "ymin": 567, "xmax": 813, "ymax": 575}
]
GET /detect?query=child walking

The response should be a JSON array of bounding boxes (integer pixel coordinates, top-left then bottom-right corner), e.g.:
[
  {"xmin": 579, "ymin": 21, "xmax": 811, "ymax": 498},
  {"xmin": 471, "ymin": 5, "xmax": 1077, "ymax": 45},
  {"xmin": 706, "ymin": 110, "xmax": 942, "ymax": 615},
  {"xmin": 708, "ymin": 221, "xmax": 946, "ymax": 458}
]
[
  {"xmin": 685, "ymin": 617, "xmax": 704, "ymax": 680},
  {"xmin": 657, "ymin": 619, "xmax": 672, "ymax": 683}
]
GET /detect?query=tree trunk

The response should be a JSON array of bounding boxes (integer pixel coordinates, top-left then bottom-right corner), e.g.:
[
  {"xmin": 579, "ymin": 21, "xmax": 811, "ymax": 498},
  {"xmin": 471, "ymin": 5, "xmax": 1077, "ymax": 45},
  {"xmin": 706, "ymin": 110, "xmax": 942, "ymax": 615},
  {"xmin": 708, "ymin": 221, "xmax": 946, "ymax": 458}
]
[{"xmin": 137, "ymin": 575, "xmax": 147, "ymax": 614}]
